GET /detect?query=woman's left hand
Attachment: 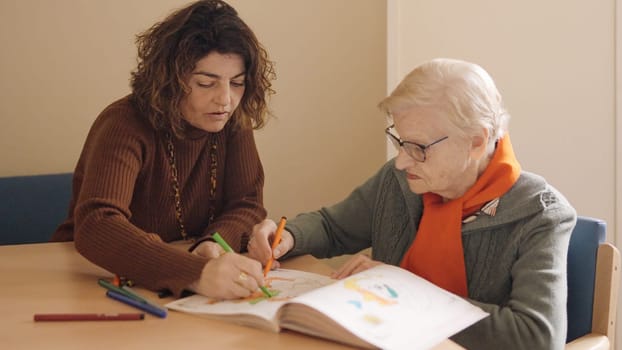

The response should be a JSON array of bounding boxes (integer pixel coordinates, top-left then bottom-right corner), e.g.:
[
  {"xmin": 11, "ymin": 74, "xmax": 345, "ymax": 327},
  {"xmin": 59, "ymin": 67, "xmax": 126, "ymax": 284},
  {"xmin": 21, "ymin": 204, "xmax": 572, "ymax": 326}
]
[
  {"xmin": 331, "ymin": 254, "xmax": 383, "ymax": 279},
  {"xmin": 192, "ymin": 240, "xmax": 225, "ymax": 259}
]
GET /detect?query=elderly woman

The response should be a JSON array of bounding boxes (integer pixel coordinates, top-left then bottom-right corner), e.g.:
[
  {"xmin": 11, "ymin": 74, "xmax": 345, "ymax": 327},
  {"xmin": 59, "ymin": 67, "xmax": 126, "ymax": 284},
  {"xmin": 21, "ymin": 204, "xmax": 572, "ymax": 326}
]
[{"xmin": 249, "ymin": 58, "xmax": 576, "ymax": 350}]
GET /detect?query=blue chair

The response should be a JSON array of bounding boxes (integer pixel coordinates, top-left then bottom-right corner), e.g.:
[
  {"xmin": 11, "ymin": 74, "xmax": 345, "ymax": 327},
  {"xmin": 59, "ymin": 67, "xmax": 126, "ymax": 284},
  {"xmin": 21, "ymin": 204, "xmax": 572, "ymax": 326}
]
[
  {"xmin": 566, "ymin": 216, "xmax": 620, "ymax": 350},
  {"xmin": 0, "ymin": 173, "xmax": 73, "ymax": 245}
]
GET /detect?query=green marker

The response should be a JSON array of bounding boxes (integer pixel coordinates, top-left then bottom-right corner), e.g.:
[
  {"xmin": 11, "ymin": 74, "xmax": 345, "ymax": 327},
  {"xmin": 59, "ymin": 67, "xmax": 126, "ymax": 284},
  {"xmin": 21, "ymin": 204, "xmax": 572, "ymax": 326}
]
[
  {"xmin": 211, "ymin": 232, "xmax": 234, "ymax": 253},
  {"xmin": 98, "ymin": 278, "xmax": 167, "ymax": 313},
  {"xmin": 258, "ymin": 285, "xmax": 273, "ymax": 298},
  {"xmin": 212, "ymin": 232, "xmax": 272, "ymax": 298},
  {"xmin": 98, "ymin": 278, "xmax": 147, "ymax": 303}
]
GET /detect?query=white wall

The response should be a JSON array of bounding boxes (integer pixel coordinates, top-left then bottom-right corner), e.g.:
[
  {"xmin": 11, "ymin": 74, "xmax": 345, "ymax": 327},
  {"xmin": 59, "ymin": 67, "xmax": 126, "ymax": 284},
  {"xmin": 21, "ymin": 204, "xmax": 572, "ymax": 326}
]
[
  {"xmin": 389, "ymin": 0, "xmax": 617, "ymax": 238},
  {"xmin": 390, "ymin": 0, "xmax": 619, "ymax": 347},
  {"xmin": 229, "ymin": 0, "xmax": 388, "ymax": 218},
  {"xmin": 0, "ymin": 0, "xmax": 387, "ymax": 220}
]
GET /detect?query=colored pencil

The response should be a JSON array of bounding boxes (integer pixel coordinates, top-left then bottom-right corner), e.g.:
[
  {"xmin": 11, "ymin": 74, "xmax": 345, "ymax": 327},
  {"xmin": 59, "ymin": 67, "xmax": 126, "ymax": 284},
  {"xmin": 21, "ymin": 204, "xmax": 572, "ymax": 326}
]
[
  {"xmin": 34, "ymin": 313, "xmax": 144, "ymax": 322},
  {"xmin": 98, "ymin": 278, "xmax": 148, "ymax": 303},
  {"xmin": 106, "ymin": 290, "xmax": 168, "ymax": 318},
  {"xmin": 212, "ymin": 232, "xmax": 272, "ymax": 298},
  {"xmin": 263, "ymin": 216, "xmax": 287, "ymax": 276}
]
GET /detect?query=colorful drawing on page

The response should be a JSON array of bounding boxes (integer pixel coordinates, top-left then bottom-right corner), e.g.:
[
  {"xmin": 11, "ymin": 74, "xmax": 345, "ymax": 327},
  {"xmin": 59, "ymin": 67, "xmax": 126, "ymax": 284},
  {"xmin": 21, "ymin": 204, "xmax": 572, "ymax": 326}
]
[
  {"xmin": 190, "ymin": 269, "xmax": 335, "ymax": 309},
  {"xmin": 337, "ymin": 274, "xmax": 401, "ymax": 334},
  {"xmin": 239, "ymin": 273, "xmax": 332, "ymax": 305},
  {"xmin": 344, "ymin": 277, "xmax": 399, "ymax": 306}
]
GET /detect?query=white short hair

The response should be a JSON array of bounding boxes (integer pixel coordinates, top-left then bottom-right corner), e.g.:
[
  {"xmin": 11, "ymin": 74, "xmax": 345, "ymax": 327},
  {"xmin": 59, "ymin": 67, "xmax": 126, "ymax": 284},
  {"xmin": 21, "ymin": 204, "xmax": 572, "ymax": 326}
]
[{"xmin": 378, "ymin": 58, "xmax": 509, "ymax": 146}]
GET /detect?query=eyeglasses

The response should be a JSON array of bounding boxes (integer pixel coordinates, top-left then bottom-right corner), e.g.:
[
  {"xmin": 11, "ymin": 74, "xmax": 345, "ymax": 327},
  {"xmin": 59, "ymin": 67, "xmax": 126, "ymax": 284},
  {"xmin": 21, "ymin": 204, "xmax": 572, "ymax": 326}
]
[{"xmin": 385, "ymin": 124, "xmax": 448, "ymax": 162}]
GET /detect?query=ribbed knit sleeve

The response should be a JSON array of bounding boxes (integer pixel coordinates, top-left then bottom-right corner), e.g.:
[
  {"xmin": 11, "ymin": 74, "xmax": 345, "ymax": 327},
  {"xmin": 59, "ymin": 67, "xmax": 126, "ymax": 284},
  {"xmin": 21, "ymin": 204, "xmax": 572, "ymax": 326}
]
[{"xmin": 52, "ymin": 96, "xmax": 266, "ymax": 296}]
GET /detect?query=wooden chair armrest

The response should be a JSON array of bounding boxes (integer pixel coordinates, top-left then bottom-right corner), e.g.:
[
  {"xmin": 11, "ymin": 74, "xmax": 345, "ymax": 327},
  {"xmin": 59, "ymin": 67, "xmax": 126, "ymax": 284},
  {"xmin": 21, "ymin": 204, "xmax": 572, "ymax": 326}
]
[
  {"xmin": 592, "ymin": 243, "xmax": 620, "ymax": 342},
  {"xmin": 565, "ymin": 333, "xmax": 609, "ymax": 350}
]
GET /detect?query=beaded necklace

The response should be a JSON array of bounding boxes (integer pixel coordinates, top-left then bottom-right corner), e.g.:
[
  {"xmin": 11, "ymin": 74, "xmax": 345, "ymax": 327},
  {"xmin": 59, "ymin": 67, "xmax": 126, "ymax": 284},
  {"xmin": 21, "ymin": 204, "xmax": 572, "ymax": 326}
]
[{"xmin": 165, "ymin": 132, "xmax": 217, "ymax": 240}]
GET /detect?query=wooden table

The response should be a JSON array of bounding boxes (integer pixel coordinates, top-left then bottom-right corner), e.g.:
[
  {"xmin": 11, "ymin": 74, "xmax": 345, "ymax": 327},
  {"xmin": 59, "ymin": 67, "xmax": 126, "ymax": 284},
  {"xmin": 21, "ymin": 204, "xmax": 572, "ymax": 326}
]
[{"xmin": 0, "ymin": 242, "xmax": 463, "ymax": 349}]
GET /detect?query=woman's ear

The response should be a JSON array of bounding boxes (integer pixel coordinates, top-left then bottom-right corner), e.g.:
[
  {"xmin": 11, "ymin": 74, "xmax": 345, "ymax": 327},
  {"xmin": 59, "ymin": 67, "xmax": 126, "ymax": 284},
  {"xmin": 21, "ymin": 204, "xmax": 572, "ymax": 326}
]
[{"xmin": 469, "ymin": 127, "xmax": 490, "ymax": 160}]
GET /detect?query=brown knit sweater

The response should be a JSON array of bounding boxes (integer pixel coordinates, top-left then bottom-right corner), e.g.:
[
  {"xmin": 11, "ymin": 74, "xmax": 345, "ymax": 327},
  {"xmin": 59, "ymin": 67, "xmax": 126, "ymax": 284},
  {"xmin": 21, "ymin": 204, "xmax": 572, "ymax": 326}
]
[{"xmin": 52, "ymin": 96, "xmax": 267, "ymax": 296}]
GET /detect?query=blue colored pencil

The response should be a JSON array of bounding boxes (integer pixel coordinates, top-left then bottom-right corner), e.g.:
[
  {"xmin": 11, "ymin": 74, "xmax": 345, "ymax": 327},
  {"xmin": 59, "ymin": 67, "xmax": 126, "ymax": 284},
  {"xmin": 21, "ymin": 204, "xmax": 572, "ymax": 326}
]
[{"xmin": 105, "ymin": 290, "xmax": 167, "ymax": 318}]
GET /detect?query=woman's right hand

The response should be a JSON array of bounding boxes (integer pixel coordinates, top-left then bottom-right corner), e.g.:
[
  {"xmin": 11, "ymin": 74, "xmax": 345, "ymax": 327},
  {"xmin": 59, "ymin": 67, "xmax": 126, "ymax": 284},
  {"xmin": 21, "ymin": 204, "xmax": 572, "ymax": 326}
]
[
  {"xmin": 189, "ymin": 252, "xmax": 264, "ymax": 299},
  {"xmin": 247, "ymin": 219, "xmax": 294, "ymax": 268},
  {"xmin": 191, "ymin": 240, "xmax": 225, "ymax": 259}
]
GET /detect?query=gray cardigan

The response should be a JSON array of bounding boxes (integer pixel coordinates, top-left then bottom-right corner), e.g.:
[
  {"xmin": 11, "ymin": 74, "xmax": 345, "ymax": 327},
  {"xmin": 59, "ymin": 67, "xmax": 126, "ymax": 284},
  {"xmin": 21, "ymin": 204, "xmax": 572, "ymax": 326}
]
[{"xmin": 286, "ymin": 159, "xmax": 576, "ymax": 350}]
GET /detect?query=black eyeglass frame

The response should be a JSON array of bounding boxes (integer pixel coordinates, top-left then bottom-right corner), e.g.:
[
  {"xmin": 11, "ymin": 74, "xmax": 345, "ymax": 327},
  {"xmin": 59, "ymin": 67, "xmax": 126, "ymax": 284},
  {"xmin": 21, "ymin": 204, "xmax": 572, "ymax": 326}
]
[{"xmin": 385, "ymin": 124, "xmax": 449, "ymax": 162}]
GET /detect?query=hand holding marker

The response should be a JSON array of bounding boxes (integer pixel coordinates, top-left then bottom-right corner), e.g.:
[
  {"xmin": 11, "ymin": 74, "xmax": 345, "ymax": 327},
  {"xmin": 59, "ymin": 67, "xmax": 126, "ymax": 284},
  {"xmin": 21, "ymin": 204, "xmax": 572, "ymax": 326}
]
[
  {"xmin": 264, "ymin": 216, "xmax": 287, "ymax": 276},
  {"xmin": 212, "ymin": 232, "xmax": 272, "ymax": 298}
]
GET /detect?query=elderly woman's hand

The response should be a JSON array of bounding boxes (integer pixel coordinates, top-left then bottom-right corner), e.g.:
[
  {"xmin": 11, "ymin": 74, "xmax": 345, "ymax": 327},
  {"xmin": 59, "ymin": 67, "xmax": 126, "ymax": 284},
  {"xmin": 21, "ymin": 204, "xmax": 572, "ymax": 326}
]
[
  {"xmin": 247, "ymin": 219, "xmax": 294, "ymax": 270},
  {"xmin": 331, "ymin": 254, "xmax": 383, "ymax": 279}
]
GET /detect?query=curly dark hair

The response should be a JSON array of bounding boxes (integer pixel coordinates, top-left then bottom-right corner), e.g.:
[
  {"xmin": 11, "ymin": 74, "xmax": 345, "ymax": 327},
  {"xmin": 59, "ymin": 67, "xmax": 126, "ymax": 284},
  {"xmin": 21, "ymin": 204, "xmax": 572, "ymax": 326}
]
[{"xmin": 130, "ymin": 0, "xmax": 275, "ymax": 137}]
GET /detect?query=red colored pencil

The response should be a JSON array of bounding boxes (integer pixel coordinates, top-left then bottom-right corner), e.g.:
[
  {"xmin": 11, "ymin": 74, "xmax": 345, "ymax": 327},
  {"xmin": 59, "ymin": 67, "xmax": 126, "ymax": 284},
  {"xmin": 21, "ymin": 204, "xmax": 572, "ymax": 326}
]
[{"xmin": 33, "ymin": 313, "xmax": 145, "ymax": 321}]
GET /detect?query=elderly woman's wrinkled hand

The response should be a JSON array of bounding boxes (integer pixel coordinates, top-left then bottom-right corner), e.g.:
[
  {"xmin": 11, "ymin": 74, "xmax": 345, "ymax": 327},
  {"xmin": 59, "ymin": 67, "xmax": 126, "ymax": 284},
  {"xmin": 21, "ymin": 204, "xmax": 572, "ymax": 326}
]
[
  {"xmin": 247, "ymin": 219, "xmax": 294, "ymax": 270},
  {"xmin": 331, "ymin": 254, "xmax": 383, "ymax": 279}
]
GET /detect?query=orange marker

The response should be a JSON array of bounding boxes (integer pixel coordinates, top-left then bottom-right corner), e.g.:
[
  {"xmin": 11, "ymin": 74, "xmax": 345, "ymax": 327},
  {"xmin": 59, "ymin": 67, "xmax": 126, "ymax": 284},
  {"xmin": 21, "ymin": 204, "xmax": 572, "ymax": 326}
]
[
  {"xmin": 263, "ymin": 216, "xmax": 287, "ymax": 276},
  {"xmin": 112, "ymin": 274, "xmax": 121, "ymax": 287}
]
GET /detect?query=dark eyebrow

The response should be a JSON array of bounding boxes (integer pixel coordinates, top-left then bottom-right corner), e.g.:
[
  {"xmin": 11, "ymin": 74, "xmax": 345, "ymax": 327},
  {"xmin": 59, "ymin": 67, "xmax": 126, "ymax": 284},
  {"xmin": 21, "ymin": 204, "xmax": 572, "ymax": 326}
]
[{"xmin": 192, "ymin": 71, "xmax": 246, "ymax": 79}]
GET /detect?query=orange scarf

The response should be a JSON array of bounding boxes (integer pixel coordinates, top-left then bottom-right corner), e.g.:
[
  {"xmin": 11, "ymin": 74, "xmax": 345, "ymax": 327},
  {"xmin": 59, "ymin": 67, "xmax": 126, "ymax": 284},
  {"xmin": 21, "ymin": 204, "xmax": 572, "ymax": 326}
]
[{"xmin": 400, "ymin": 135, "xmax": 521, "ymax": 296}]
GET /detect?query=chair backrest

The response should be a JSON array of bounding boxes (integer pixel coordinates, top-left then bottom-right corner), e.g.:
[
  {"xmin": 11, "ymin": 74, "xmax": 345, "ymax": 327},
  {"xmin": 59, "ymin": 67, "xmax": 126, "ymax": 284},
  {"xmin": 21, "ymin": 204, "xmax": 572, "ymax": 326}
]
[
  {"xmin": 566, "ymin": 216, "xmax": 607, "ymax": 342},
  {"xmin": 0, "ymin": 173, "xmax": 73, "ymax": 245}
]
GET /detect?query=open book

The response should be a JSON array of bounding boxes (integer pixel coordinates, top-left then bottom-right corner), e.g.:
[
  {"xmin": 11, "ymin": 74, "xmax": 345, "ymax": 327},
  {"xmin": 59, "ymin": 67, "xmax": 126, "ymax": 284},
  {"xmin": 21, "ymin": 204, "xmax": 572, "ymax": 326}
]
[{"xmin": 166, "ymin": 265, "xmax": 487, "ymax": 350}]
